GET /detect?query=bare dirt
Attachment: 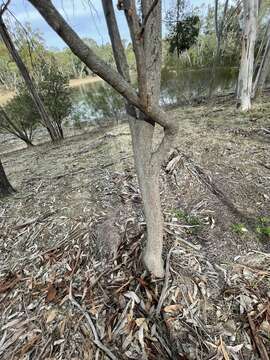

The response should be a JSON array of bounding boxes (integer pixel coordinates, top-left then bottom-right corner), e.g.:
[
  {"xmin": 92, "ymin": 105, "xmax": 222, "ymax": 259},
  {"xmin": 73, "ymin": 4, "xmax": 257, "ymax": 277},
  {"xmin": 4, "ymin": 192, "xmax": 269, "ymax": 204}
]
[{"xmin": 0, "ymin": 99, "xmax": 269, "ymax": 359}]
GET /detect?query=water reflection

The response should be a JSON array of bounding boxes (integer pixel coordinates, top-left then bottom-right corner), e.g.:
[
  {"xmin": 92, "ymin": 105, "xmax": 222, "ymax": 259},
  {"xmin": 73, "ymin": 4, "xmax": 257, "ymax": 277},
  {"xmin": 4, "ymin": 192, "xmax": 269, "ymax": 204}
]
[
  {"xmin": 70, "ymin": 67, "xmax": 238, "ymax": 124},
  {"xmin": 161, "ymin": 66, "xmax": 238, "ymax": 106}
]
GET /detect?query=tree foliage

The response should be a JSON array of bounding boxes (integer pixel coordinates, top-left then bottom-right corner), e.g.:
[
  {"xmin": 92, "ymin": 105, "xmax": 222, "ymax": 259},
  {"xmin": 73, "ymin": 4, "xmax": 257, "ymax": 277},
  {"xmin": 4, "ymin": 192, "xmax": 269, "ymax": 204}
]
[
  {"xmin": 35, "ymin": 58, "xmax": 72, "ymax": 134},
  {"xmin": 1, "ymin": 87, "xmax": 36, "ymax": 145},
  {"xmin": 167, "ymin": 15, "xmax": 200, "ymax": 56},
  {"xmin": 1, "ymin": 57, "xmax": 72, "ymax": 143}
]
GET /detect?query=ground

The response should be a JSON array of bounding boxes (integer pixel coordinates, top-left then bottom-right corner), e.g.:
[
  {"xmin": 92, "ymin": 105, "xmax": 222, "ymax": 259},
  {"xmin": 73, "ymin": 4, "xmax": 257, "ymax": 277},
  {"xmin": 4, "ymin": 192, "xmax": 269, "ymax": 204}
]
[{"xmin": 0, "ymin": 98, "xmax": 269, "ymax": 359}]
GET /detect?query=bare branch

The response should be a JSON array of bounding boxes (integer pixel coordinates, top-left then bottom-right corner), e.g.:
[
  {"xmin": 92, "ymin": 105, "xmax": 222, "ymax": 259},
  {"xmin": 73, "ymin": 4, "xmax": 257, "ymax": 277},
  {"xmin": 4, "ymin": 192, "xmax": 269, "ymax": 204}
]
[{"xmin": 0, "ymin": 0, "xmax": 11, "ymax": 16}]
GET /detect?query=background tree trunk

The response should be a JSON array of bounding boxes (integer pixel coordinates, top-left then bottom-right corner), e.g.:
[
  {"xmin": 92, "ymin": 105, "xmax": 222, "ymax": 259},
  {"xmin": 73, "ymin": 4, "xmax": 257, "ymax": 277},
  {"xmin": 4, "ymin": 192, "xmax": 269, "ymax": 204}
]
[
  {"xmin": 237, "ymin": 0, "xmax": 258, "ymax": 111},
  {"xmin": 208, "ymin": 0, "xmax": 229, "ymax": 98},
  {"xmin": 0, "ymin": 159, "xmax": 15, "ymax": 197},
  {"xmin": 253, "ymin": 21, "xmax": 270, "ymax": 96},
  {"xmin": 0, "ymin": 18, "xmax": 62, "ymax": 142}
]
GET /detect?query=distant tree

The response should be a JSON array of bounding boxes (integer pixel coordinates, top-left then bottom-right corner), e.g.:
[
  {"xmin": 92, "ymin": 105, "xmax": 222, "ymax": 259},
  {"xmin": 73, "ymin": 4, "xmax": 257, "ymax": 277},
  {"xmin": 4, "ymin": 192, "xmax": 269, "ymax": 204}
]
[
  {"xmin": 166, "ymin": 1, "xmax": 200, "ymax": 57},
  {"xmin": 0, "ymin": 158, "xmax": 15, "ymax": 197},
  {"xmin": 35, "ymin": 59, "xmax": 72, "ymax": 138},
  {"xmin": 253, "ymin": 19, "xmax": 270, "ymax": 96},
  {"xmin": 167, "ymin": 15, "xmax": 200, "ymax": 57},
  {"xmin": 0, "ymin": 101, "xmax": 35, "ymax": 146},
  {"xmin": 0, "ymin": 11, "xmax": 62, "ymax": 141}
]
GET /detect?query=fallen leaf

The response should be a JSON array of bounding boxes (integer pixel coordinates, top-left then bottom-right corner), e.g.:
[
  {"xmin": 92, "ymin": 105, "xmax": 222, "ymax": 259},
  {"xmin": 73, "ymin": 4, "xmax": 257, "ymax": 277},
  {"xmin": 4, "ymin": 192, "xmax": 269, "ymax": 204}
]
[
  {"xmin": 163, "ymin": 304, "xmax": 182, "ymax": 313},
  {"xmin": 46, "ymin": 284, "xmax": 57, "ymax": 302},
  {"xmin": 0, "ymin": 273, "xmax": 19, "ymax": 294},
  {"xmin": 16, "ymin": 334, "xmax": 41, "ymax": 357},
  {"xmin": 135, "ymin": 318, "xmax": 145, "ymax": 327},
  {"xmin": 46, "ymin": 309, "xmax": 57, "ymax": 323}
]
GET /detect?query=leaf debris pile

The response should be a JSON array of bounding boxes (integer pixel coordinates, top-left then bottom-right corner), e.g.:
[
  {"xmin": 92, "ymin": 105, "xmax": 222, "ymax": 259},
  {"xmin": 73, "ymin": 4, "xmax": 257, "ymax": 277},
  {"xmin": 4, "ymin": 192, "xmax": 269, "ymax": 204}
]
[{"xmin": 1, "ymin": 198, "xmax": 269, "ymax": 359}]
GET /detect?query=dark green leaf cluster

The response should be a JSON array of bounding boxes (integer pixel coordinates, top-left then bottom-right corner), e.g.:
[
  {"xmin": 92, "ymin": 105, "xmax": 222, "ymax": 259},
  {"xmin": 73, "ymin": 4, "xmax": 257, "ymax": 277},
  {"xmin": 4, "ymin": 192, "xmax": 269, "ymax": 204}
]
[{"xmin": 167, "ymin": 15, "xmax": 200, "ymax": 56}]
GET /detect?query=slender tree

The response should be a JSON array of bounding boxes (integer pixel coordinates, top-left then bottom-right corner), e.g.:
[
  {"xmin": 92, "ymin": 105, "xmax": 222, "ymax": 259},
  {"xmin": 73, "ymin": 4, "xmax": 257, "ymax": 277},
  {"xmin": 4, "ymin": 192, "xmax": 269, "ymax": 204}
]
[
  {"xmin": 208, "ymin": 0, "xmax": 229, "ymax": 98},
  {"xmin": 253, "ymin": 19, "xmax": 270, "ymax": 96},
  {"xmin": 28, "ymin": 0, "xmax": 178, "ymax": 277},
  {"xmin": 0, "ymin": 158, "xmax": 15, "ymax": 197},
  {"xmin": 0, "ymin": 2, "xmax": 62, "ymax": 141},
  {"xmin": 237, "ymin": 0, "xmax": 259, "ymax": 111}
]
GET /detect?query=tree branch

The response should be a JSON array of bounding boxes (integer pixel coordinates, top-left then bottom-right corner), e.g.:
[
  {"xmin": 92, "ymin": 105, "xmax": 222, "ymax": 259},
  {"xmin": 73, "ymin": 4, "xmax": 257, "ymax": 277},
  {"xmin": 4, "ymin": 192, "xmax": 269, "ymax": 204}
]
[
  {"xmin": 0, "ymin": 0, "xmax": 11, "ymax": 16},
  {"xmin": 28, "ymin": 0, "xmax": 174, "ymax": 130}
]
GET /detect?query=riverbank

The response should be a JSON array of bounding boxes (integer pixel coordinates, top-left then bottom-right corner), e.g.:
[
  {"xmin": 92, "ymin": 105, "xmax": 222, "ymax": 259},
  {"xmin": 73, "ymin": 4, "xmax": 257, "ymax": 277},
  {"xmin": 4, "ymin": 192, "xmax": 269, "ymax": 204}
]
[
  {"xmin": 0, "ymin": 76, "xmax": 102, "ymax": 105},
  {"xmin": 0, "ymin": 99, "xmax": 269, "ymax": 359}
]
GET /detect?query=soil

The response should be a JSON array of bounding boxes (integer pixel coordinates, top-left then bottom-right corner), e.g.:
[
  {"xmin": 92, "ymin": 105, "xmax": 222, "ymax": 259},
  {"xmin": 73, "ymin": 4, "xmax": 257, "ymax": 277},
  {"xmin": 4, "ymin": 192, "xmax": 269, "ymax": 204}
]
[{"xmin": 0, "ymin": 98, "xmax": 269, "ymax": 359}]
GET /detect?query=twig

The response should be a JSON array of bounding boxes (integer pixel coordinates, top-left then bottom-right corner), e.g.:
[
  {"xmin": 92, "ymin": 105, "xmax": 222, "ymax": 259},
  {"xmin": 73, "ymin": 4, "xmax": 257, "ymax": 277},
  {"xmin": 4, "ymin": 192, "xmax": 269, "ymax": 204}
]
[
  {"xmin": 261, "ymin": 127, "xmax": 270, "ymax": 134},
  {"xmin": 0, "ymin": 0, "xmax": 11, "ymax": 16},
  {"xmin": 176, "ymin": 236, "xmax": 201, "ymax": 251},
  {"xmin": 247, "ymin": 313, "xmax": 269, "ymax": 360},
  {"xmin": 14, "ymin": 211, "xmax": 55, "ymax": 230},
  {"xmin": 69, "ymin": 283, "xmax": 117, "ymax": 360},
  {"xmin": 156, "ymin": 248, "xmax": 174, "ymax": 316},
  {"xmin": 36, "ymin": 338, "xmax": 51, "ymax": 360}
]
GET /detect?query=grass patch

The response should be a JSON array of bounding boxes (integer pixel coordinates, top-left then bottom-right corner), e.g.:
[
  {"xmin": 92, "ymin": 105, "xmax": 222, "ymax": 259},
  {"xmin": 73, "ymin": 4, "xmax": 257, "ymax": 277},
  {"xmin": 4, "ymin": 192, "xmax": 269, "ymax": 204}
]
[
  {"xmin": 231, "ymin": 223, "xmax": 248, "ymax": 235},
  {"xmin": 173, "ymin": 209, "xmax": 202, "ymax": 235}
]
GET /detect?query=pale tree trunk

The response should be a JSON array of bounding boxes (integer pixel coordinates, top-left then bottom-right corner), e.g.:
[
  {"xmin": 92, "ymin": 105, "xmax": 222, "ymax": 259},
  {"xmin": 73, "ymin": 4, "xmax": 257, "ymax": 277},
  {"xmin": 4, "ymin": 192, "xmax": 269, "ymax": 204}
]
[
  {"xmin": 0, "ymin": 17, "xmax": 62, "ymax": 142},
  {"xmin": 0, "ymin": 159, "xmax": 15, "ymax": 197},
  {"xmin": 102, "ymin": 0, "xmax": 166, "ymax": 276},
  {"xmin": 103, "ymin": 0, "xmax": 169, "ymax": 277},
  {"xmin": 253, "ymin": 21, "xmax": 270, "ymax": 96},
  {"xmin": 237, "ymin": 0, "xmax": 258, "ymax": 111},
  {"xmin": 29, "ymin": 0, "xmax": 178, "ymax": 276},
  {"xmin": 209, "ymin": 0, "xmax": 229, "ymax": 98}
]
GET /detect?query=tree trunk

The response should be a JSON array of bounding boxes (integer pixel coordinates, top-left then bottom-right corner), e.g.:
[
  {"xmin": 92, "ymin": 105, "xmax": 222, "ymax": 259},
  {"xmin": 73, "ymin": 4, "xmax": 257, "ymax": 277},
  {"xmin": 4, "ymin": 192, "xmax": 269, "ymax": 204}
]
[
  {"xmin": 102, "ymin": 0, "xmax": 168, "ymax": 276},
  {"xmin": 237, "ymin": 0, "xmax": 258, "ymax": 111},
  {"xmin": 0, "ymin": 18, "xmax": 62, "ymax": 142},
  {"xmin": 129, "ymin": 120, "xmax": 165, "ymax": 277},
  {"xmin": 209, "ymin": 0, "xmax": 229, "ymax": 98},
  {"xmin": 253, "ymin": 22, "xmax": 270, "ymax": 97},
  {"xmin": 0, "ymin": 159, "xmax": 15, "ymax": 197},
  {"xmin": 29, "ymin": 0, "xmax": 178, "ymax": 277}
]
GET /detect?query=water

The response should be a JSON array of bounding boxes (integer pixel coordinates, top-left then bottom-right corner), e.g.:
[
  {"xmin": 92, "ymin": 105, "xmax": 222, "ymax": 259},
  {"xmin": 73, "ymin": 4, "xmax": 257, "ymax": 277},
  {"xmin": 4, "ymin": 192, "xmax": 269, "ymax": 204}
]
[{"xmin": 69, "ymin": 67, "xmax": 238, "ymax": 124}]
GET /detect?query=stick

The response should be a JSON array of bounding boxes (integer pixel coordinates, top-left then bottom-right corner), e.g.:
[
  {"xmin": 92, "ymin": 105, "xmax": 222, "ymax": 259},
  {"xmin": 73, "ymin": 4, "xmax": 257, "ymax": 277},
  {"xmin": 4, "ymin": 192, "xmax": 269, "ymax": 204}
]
[
  {"xmin": 69, "ymin": 284, "xmax": 117, "ymax": 360},
  {"xmin": 247, "ymin": 313, "xmax": 269, "ymax": 360},
  {"xmin": 156, "ymin": 248, "xmax": 174, "ymax": 316}
]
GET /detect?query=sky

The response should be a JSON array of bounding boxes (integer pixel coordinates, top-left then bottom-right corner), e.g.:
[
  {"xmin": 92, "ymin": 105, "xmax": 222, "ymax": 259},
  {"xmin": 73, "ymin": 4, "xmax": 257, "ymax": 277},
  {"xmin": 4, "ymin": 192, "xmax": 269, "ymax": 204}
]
[{"xmin": 6, "ymin": 0, "xmax": 212, "ymax": 50}]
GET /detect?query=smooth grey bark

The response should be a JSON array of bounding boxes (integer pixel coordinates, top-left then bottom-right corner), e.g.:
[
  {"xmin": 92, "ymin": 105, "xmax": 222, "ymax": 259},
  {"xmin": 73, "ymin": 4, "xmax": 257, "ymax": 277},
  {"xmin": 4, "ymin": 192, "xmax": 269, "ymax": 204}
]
[
  {"xmin": 0, "ymin": 17, "xmax": 62, "ymax": 142},
  {"xmin": 237, "ymin": 0, "xmax": 258, "ymax": 111},
  {"xmin": 0, "ymin": 158, "xmax": 15, "ymax": 197},
  {"xmin": 29, "ymin": 0, "xmax": 177, "ymax": 276},
  {"xmin": 253, "ymin": 20, "xmax": 270, "ymax": 96},
  {"xmin": 209, "ymin": 0, "xmax": 229, "ymax": 98},
  {"xmin": 103, "ymin": 0, "xmax": 173, "ymax": 277}
]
